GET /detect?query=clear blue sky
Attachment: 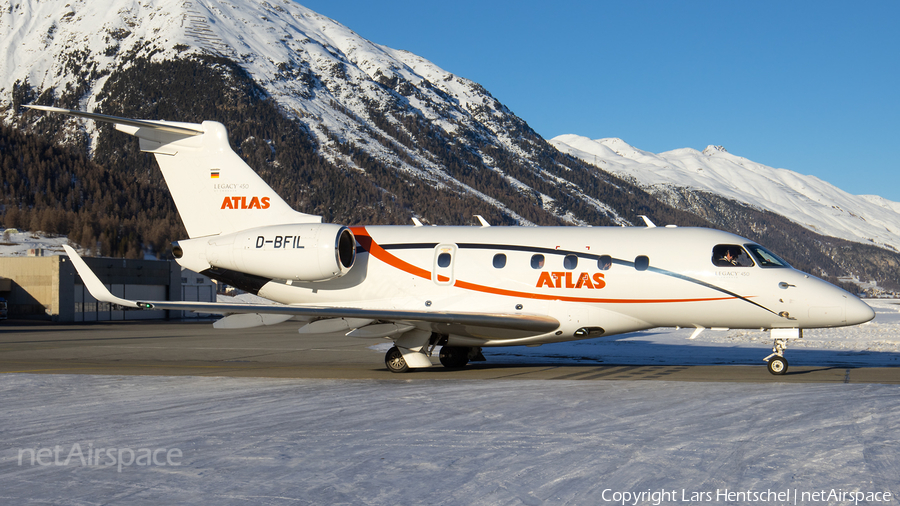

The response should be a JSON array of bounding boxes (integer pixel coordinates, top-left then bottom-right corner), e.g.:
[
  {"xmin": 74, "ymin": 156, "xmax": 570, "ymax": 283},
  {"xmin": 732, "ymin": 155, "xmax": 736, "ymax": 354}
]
[{"xmin": 299, "ymin": 0, "xmax": 900, "ymax": 202}]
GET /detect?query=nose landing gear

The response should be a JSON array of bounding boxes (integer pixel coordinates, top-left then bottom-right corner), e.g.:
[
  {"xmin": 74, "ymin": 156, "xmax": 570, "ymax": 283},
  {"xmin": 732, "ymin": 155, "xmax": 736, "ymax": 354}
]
[
  {"xmin": 763, "ymin": 329, "xmax": 802, "ymax": 375},
  {"xmin": 765, "ymin": 348, "xmax": 788, "ymax": 375}
]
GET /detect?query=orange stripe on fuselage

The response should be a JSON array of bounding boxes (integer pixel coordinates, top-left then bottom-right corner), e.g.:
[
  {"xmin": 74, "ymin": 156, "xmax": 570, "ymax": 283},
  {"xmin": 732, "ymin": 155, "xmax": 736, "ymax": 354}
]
[
  {"xmin": 350, "ymin": 226, "xmax": 738, "ymax": 304},
  {"xmin": 351, "ymin": 226, "xmax": 431, "ymax": 280}
]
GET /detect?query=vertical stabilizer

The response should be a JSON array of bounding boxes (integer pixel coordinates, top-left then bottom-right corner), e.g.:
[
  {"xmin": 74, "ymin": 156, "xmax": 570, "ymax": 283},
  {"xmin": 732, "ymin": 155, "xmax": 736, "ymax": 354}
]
[{"xmin": 25, "ymin": 105, "xmax": 321, "ymax": 238}]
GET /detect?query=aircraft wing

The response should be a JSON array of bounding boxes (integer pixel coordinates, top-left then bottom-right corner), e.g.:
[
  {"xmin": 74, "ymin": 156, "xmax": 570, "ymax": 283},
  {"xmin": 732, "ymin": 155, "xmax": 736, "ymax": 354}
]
[{"xmin": 63, "ymin": 246, "xmax": 559, "ymax": 336}]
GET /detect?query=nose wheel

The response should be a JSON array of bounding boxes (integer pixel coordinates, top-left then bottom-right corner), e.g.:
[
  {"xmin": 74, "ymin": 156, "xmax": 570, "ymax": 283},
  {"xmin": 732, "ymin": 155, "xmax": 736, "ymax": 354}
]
[
  {"xmin": 763, "ymin": 333, "xmax": 797, "ymax": 375},
  {"xmin": 766, "ymin": 354, "xmax": 788, "ymax": 375},
  {"xmin": 763, "ymin": 329, "xmax": 802, "ymax": 375}
]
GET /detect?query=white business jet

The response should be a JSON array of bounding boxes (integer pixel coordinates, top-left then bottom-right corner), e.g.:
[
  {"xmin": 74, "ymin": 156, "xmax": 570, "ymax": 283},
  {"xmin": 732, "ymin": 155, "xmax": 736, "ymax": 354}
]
[{"xmin": 27, "ymin": 105, "xmax": 874, "ymax": 375}]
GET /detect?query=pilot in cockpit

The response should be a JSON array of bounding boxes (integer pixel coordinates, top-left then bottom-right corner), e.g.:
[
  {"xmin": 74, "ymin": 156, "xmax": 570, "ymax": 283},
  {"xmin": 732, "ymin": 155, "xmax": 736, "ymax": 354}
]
[
  {"xmin": 713, "ymin": 246, "xmax": 753, "ymax": 267},
  {"xmin": 720, "ymin": 249, "xmax": 740, "ymax": 266}
]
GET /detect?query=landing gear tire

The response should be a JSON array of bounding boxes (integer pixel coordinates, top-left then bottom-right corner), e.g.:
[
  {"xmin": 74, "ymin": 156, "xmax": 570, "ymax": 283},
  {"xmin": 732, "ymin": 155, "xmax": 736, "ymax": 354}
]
[
  {"xmin": 385, "ymin": 346, "xmax": 410, "ymax": 373},
  {"xmin": 767, "ymin": 356, "xmax": 788, "ymax": 375},
  {"xmin": 439, "ymin": 346, "xmax": 470, "ymax": 369}
]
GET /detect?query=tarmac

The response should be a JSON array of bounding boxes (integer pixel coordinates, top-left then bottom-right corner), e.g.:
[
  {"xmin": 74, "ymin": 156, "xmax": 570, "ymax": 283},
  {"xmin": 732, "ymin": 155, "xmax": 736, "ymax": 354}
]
[{"xmin": 1, "ymin": 320, "xmax": 899, "ymax": 383}]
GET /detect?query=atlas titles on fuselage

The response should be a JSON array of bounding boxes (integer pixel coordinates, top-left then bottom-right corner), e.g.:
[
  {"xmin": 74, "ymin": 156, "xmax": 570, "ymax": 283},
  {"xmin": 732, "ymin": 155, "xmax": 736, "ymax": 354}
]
[{"xmin": 537, "ymin": 271, "xmax": 606, "ymax": 289}]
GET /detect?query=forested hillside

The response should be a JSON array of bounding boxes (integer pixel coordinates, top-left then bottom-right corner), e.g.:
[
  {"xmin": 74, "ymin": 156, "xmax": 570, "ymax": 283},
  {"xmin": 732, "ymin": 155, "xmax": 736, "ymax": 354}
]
[
  {"xmin": 0, "ymin": 121, "xmax": 172, "ymax": 257},
  {"xmin": 4, "ymin": 56, "xmax": 706, "ymax": 257}
]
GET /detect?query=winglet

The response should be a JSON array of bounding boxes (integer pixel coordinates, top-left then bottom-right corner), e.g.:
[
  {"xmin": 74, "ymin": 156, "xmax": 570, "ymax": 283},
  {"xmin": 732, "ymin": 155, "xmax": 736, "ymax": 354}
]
[{"xmin": 62, "ymin": 245, "xmax": 139, "ymax": 308}]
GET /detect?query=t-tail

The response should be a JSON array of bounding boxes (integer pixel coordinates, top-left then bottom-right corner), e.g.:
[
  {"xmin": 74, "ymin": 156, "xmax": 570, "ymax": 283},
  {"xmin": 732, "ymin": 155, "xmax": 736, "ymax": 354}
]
[
  {"xmin": 25, "ymin": 105, "xmax": 321, "ymax": 238},
  {"xmin": 26, "ymin": 105, "xmax": 355, "ymax": 285}
]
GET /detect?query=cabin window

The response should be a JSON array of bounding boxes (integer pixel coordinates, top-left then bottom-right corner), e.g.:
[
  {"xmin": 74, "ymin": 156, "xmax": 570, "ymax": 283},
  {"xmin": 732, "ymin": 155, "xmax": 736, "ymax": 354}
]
[
  {"xmin": 634, "ymin": 255, "xmax": 650, "ymax": 271},
  {"xmin": 437, "ymin": 252, "xmax": 452, "ymax": 268},
  {"xmin": 493, "ymin": 253, "xmax": 507, "ymax": 269},
  {"xmin": 598, "ymin": 255, "xmax": 612, "ymax": 270},
  {"xmin": 712, "ymin": 245, "xmax": 755, "ymax": 267},
  {"xmin": 744, "ymin": 244, "xmax": 790, "ymax": 268},
  {"xmin": 531, "ymin": 254, "xmax": 545, "ymax": 269},
  {"xmin": 563, "ymin": 254, "xmax": 578, "ymax": 270}
]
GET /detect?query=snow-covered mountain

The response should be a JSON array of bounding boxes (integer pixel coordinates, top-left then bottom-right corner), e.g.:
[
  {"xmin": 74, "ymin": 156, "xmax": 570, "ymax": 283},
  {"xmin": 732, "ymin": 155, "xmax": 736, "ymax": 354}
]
[
  {"xmin": 2, "ymin": 0, "xmax": 900, "ymax": 287},
  {"xmin": 1, "ymin": 0, "xmax": 634, "ymax": 227},
  {"xmin": 552, "ymin": 135, "xmax": 900, "ymax": 252},
  {"xmin": 3, "ymin": 0, "xmax": 480, "ymax": 171}
]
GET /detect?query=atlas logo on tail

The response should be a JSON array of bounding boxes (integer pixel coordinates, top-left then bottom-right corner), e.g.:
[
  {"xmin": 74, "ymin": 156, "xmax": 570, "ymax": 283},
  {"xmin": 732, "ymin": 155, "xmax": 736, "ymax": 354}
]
[{"xmin": 220, "ymin": 196, "xmax": 270, "ymax": 209}]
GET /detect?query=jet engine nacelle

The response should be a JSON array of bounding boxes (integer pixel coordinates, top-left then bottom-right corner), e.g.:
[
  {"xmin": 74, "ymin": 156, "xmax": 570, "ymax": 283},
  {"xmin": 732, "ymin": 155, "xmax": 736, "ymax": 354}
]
[{"xmin": 173, "ymin": 224, "xmax": 356, "ymax": 281}]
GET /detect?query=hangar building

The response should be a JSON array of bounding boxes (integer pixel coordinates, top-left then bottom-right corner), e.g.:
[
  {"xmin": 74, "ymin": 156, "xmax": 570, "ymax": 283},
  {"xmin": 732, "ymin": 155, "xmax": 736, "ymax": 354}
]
[{"xmin": 0, "ymin": 254, "xmax": 214, "ymax": 322}]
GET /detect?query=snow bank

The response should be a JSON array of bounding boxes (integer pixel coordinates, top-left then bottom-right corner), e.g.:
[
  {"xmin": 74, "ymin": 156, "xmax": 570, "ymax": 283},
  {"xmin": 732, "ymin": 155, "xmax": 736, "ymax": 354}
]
[{"xmin": 0, "ymin": 231, "xmax": 72, "ymax": 257}]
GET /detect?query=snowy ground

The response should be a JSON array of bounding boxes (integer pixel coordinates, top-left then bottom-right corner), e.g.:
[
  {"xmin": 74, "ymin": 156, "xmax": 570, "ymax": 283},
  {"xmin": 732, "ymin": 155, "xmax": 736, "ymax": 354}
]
[
  {"xmin": 2, "ymin": 376, "xmax": 898, "ymax": 505},
  {"xmin": 1, "ymin": 300, "xmax": 898, "ymax": 505}
]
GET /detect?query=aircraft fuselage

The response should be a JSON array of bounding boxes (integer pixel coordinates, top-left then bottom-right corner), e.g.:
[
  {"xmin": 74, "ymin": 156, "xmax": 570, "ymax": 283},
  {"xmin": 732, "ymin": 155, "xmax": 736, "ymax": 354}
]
[{"xmin": 251, "ymin": 225, "xmax": 872, "ymax": 347}]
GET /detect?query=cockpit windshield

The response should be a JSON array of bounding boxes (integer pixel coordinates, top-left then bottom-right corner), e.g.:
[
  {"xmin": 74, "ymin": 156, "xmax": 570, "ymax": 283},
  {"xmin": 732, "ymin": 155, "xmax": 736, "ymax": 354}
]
[{"xmin": 744, "ymin": 244, "xmax": 791, "ymax": 268}]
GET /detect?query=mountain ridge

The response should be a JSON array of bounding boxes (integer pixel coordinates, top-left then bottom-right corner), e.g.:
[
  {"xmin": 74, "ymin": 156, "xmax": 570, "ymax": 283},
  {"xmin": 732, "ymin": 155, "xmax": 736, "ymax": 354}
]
[
  {"xmin": 2, "ymin": 0, "xmax": 650, "ymax": 227},
  {"xmin": 551, "ymin": 134, "xmax": 900, "ymax": 253},
  {"xmin": 2, "ymin": 0, "xmax": 899, "ymax": 291}
]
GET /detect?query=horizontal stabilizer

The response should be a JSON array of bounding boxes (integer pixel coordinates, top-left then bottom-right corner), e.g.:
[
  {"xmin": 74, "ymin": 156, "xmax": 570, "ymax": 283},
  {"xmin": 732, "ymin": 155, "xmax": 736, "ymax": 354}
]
[{"xmin": 25, "ymin": 105, "xmax": 204, "ymax": 136}]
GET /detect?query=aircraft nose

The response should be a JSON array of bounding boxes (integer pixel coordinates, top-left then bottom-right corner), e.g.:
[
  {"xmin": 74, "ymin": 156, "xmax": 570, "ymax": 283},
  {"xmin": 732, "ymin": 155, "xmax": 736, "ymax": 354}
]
[{"xmin": 846, "ymin": 296, "xmax": 875, "ymax": 325}]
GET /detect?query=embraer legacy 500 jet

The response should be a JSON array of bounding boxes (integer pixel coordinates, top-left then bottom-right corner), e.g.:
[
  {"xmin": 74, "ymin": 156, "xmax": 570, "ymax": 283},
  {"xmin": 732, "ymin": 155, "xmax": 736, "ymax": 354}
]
[{"xmin": 27, "ymin": 105, "xmax": 875, "ymax": 374}]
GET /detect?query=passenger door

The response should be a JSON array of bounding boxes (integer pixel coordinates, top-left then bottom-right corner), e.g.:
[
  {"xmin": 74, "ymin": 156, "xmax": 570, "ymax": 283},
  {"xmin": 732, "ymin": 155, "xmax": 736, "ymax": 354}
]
[{"xmin": 432, "ymin": 244, "xmax": 457, "ymax": 286}]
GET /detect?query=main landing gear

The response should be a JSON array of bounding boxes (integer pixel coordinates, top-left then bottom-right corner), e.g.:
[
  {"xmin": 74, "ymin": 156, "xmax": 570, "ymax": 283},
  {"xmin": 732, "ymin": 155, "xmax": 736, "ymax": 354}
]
[
  {"xmin": 384, "ymin": 338, "xmax": 485, "ymax": 373},
  {"xmin": 439, "ymin": 346, "xmax": 484, "ymax": 369},
  {"xmin": 763, "ymin": 329, "xmax": 802, "ymax": 375},
  {"xmin": 384, "ymin": 346, "xmax": 410, "ymax": 373}
]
